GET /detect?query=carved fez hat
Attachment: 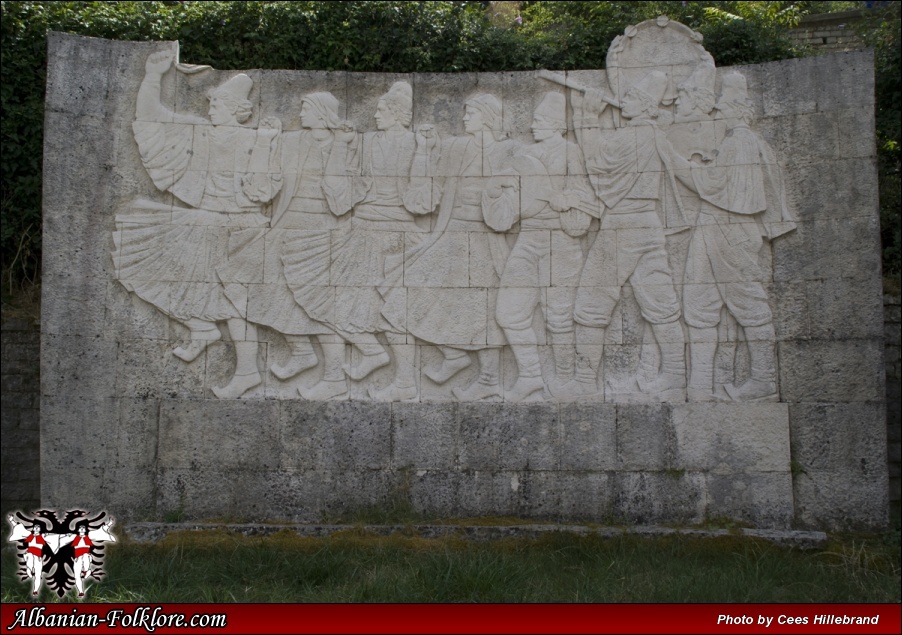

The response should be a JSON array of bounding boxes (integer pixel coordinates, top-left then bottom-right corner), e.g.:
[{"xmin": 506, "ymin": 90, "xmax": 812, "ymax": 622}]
[
  {"xmin": 209, "ymin": 73, "xmax": 253, "ymax": 102},
  {"xmin": 631, "ymin": 70, "xmax": 668, "ymax": 107},
  {"xmin": 718, "ymin": 71, "xmax": 751, "ymax": 104},
  {"xmin": 680, "ymin": 53, "xmax": 716, "ymax": 96},
  {"xmin": 534, "ymin": 92, "xmax": 566, "ymax": 128}
]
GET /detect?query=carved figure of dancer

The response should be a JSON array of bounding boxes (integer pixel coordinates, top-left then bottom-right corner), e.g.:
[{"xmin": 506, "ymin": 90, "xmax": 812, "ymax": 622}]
[
  {"xmin": 114, "ymin": 49, "xmax": 282, "ymax": 398},
  {"xmin": 404, "ymin": 94, "xmax": 523, "ymax": 401},
  {"xmin": 322, "ymin": 81, "xmax": 436, "ymax": 401},
  {"xmin": 221, "ymin": 91, "xmax": 355, "ymax": 400}
]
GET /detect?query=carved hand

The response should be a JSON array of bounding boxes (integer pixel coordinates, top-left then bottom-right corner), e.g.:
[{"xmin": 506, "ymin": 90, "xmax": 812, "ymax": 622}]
[
  {"xmin": 257, "ymin": 117, "xmax": 282, "ymax": 141},
  {"xmin": 415, "ymin": 124, "xmax": 438, "ymax": 151},
  {"xmin": 333, "ymin": 121, "xmax": 356, "ymax": 144},
  {"xmin": 581, "ymin": 89, "xmax": 609, "ymax": 117},
  {"xmin": 145, "ymin": 50, "xmax": 175, "ymax": 76},
  {"xmin": 486, "ymin": 175, "xmax": 518, "ymax": 198}
]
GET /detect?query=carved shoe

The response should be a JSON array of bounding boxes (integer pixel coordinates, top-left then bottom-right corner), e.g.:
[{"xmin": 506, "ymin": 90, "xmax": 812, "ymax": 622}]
[
  {"xmin": 368, "ymin": 383, "xmax": 418, "ymax": 402},
  {"xmin": 343, "ymin": 350, "xmax": 390, "ymax": 381},
  {"xmin": 452, "ymin": 380, "xmax": 502, "ymax": 402},
  {"xmin": 173, "ymin": 329, "xmax": 221, "ymax": 362},
  {"xmin": 425, "ymin": 354, "xmax": 471, "ymax": 384},
  {"xmin": 212, "ymin": 372, "xmax": 262, "ymax": 399},
  {"xmin": 505, "ymin": 376, "xmax": 546, "ymax": 402},
  {"xmin": 270, "ymin": 352, "xmax": 318, "ymax": 380},
  {"xmin": 725, "ymin": 379, "xmax": 778, "ymax": 402},
  {"xmin": 637, "ymin": 372, "xmax": 686, "ymax": 401},
  {"xmin": 298, "ymin": 378, "xmax": 348, "ymax": 401}
]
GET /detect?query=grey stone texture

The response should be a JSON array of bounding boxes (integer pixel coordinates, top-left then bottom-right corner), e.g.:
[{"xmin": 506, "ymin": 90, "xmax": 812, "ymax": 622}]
[
  {"xmin": 38, "ymin": 30, "xmax": 888, "ymax": 530},
  {"xmin": 1, "ymin": 318, "xmax": 41, "ymax": 517}
]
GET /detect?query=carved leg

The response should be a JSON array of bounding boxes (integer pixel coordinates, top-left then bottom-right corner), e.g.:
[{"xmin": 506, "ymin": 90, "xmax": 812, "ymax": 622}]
[
  {"xmin": 425, "ymin": 347, "xmax": 471, "ymax": 384},
  {"xmin": 561, "ymin": 324, "xmax": 605, "ymax": 398},
  {"xmin": 688, "ymin": 326, "xmax": 721, "ymax": 401},
  {"xmin": 504, "ymin": 326, "xmax": 545, "ymax": 402},
  {"xmin": 172, "ymin": 318, "xmax": 221, "ymax": 362},
  {"xmin": 212, "ymin": 319, "xmax": 261, "ymax": 399},
  {"xmin": 270, "ymin": 335, "xmax": 318, "ymax": 380},
  {"xmin": 726, "ymin": 324, "xmax": 778, "ymax": 401},
  {"xmin": 547, "ymin": 331, "xmax": 577, "ymax": 397},
  {"xmin": 452, "ymin": 348, "xmax": 502, "ymax": 401},
  {"xmin": 369, "ymin": 344, "xmax": 418, "ymax": 402},
  {"xmin": 343, "ymin": 336, "xmax": 390, "ymax": 381},
  {"xmin": 636, "ymin": 321, "xmax": 686, "ymax": 400},
  {"xmin": 300, "ymin": 342, "xmax": 348, "ymax": 400}
]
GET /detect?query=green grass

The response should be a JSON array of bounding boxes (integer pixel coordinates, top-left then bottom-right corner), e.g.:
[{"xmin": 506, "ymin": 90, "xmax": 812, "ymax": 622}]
[{"xmin": 3, "ymin": 527, "xmax": 899, "ymax": 603}]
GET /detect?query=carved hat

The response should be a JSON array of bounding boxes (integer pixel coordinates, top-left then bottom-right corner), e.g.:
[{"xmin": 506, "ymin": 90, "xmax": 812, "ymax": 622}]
[
  {"xmin": 301, "ymin": 91, "xmax": 342, "ymax": 129},
  {"xmin": 717, "ymin": 71, "xmax": 751, "ymax": 106},
  {"xmin": 382, "ymin": 81, "xmax": 413, "ymax": 116},
  {"xmin": 534, "ymin": 92, "xmax": 566, "ymax": 129},
  {"xmin": 208, "ymin": 73, "xmax": 253, "ymax": 103},
  {"xmin": 678, "ymin": 53, "xmax": 716, "ymax": 107},
  {"xmin": 629, "ymin": 70, "xmax": 668, "ymax": 109},
  {"xmin": 465, "ymin": 93, "xmax": 503, "ymax": 130}
]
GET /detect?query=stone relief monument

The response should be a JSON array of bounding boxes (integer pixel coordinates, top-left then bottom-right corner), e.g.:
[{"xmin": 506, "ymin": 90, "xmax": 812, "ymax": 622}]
[
  {"xmin": 111, "ymin": 19, "xmax": 797, "ymax": 406},
  {"xmin": 41, "ymin": 19, "xmax": 888, "ymax": 530}
]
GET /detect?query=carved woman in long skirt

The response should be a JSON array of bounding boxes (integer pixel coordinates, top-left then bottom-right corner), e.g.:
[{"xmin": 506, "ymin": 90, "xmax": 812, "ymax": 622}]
[{"xmin": 113, "ymin": 49, "xmax": 282, "ymax": 398}]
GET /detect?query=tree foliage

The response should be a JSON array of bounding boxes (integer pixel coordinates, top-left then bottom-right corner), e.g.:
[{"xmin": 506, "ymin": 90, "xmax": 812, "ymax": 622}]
[{"xmin": 1, "ymin": 0, "xmax": 898, "ymax": 291}]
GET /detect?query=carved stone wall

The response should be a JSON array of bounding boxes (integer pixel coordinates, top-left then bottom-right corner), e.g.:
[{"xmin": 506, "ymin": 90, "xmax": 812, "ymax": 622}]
[{"xmin": 40, "ymin": 22, "xmax": 888, "ymax": 530}]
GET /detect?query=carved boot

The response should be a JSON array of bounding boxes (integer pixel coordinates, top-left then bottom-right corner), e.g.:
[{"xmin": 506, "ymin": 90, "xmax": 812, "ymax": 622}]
[
  {"xmin": 687, "ymin": 327, "xmax": 721, "ymax": 402},
  {"xmin": 563, "ymin": 326, "xmax": 605, "ymax": 399},
  {"xmin": 726, "ymin": 325, "xmax": 778, "ymax": 402},
  {"xmin": 507, "ymin": 335, "xmax": 546, "ymax": 402},
  {"xmin": 547, "ymin": 332, "xmax": 576, "ymax": 397},
  {"xmin": 213, "ymin": 340, "xmax": 261, "ymax": 399},
  {"xmin": 452, "ymin": 348, "xmax": 502, "ymax": 401},
  {"xmin": 213, "ymin": 372, "xmax": 262, "ymax": 399},
  {"xmin": 506, "ymin": 375, "xmax": 546, "ymax": 402},
  {"xmin": 271, "ymin": 336, "xmax": 318, "ymax": 380},
  {"xmin": 453, "ymin": 378, "xmax": 502, "ymax": 401},
  {"xmin": 639, "ymin": 321, "xmax": 686, "ymax": 401},
  {"xmin": 300, "ymin": 378, "xmax": 348, "ymax": 400}
]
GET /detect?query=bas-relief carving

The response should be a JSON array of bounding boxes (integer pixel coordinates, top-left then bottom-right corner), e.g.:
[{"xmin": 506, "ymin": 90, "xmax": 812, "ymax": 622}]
[{"xmin": 113, "ymin": 18, "xmax": 796, "ymax": 403}]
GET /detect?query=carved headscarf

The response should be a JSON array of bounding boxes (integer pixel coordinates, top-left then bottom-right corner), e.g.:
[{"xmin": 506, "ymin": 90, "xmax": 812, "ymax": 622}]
[
  {"xmin": 301, "ymin": 92, "xmax": 342, "ymax": 130},
  {"xmin": 465, "ymin": 93, "xmax": 503, "ymax": 131}
]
